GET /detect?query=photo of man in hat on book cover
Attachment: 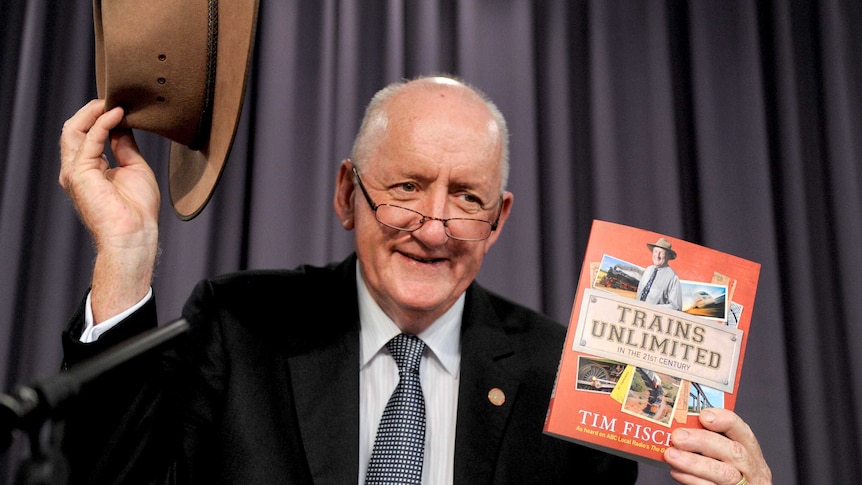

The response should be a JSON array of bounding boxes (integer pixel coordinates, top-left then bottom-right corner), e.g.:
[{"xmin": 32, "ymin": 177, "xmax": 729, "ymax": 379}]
[{"xmin": 636, "ymin": 237, "xmax": 683, "ymax": 311}]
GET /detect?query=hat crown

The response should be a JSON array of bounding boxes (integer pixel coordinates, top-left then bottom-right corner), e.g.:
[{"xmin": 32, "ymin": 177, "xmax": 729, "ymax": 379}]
[
  {"xmin": 94, "ymin": 0, "xmax": 260, "ymax": 220},
  {"xmin": 652, "ymin": 238, "xmax": 672, "ymax": 250},
  {"xmin": 96, "ymin": 0, "xmax": 216, "ymax": 147}
]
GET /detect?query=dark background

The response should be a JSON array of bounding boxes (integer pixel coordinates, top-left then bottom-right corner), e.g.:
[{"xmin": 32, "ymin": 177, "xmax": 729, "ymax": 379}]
[{"xmin": 3, "ymin": 1, "xmax": 861, "ymax": 483}]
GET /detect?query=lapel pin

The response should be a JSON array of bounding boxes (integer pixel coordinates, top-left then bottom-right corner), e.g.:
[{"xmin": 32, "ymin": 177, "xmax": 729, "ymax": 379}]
[{"xmin": 487, "ymin": 387, "xmax": 506, "ymax": 407}]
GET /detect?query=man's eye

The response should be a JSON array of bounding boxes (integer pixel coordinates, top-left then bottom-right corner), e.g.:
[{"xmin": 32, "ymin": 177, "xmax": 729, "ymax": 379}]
[
  {"xmin": 461, "ymin": 193, "xmax": 483, "ymax": 206},
  {"xmin": 398, "ymin": 182, "xmax": 417, "ymax": 192}
]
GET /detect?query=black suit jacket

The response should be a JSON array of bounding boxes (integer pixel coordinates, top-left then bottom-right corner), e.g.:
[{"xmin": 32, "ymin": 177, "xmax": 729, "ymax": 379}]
[{"xmin": 62, "ymin": 254, "xmax": 637, "ymax": 484}]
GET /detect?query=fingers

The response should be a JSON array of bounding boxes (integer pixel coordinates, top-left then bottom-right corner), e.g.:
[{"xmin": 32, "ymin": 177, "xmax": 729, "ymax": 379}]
[
  {"xmin": 60, "ymin": 100, "xmax": 103, "ymax": 179},
  {"xmin": 110, "ymin": 128, "xmax": 143, "ymax": 168},
  {"xmin": 664, "ymin": 409, "xmax": 773, "ymax": 484},
  {"xmin": 698, "ymin": 409, "xmax": 761, "ymax": 458},
  {"xmin": 59, "ymin": 100, "xmax": 125, "ymax": 187},
  {"xmin": 664, "ymin": 427, "xmax": 745, "ymax": 485},
  {"xmin": 63, "ymin": 99, "xmax": 106, "ymax": 136},
  {"xmin": 78, "ymin": 105, "xmax": 126, "ymax": 168}
]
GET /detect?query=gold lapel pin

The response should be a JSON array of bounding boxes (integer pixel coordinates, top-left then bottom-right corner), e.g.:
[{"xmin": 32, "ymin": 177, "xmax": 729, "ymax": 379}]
[{"xmin": 488, "ymin": 388, "xmax": 506, "ymax": 407}]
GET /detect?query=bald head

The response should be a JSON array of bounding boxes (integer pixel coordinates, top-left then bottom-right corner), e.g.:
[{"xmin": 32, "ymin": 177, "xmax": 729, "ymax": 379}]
[{"xmin": 350, "ymin": 76, "xmax": 510, "ymax": 192}]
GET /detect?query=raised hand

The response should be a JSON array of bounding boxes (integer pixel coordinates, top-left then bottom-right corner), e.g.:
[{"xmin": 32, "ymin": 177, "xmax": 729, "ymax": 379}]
[{"xmin": 59, "ymin": 99, "xmax": 161, "ymax": 322}]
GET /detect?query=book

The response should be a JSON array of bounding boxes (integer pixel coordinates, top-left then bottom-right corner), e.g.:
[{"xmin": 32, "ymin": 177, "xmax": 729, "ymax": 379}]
[{"xmin": 543, "ymin": 220, "xmax": 761, "ymax": 467}]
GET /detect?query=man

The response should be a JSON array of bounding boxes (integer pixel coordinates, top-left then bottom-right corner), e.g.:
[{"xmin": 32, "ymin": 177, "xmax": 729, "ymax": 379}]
[
  {"xmin": 58, "ymin": 76, "xmax": 771, "ymax": 484},
  {"xmin": 637, "ymin": 237, "xmax": 683, "ymax": 310}
]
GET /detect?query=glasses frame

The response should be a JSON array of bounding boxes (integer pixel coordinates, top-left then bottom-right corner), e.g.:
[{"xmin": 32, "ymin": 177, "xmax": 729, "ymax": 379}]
[{"xmin": 352, "ymin": 166, "xmax": 502, "ymax": 242}]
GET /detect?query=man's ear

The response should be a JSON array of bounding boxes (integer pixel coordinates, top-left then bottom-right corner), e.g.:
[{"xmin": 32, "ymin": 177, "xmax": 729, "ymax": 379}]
[
  {"xmin": 333, "ymin": 159, "xmax": 356, "ymax": 230},
  {"xmin": 482, "ymin": 191, "xmax": 514, "ymax": 251}
]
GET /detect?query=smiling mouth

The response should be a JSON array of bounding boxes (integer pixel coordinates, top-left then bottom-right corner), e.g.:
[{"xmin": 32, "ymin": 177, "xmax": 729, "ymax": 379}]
[{"xmin": 401, "ymin": 251, "xmax": 446, "ymax": 264}]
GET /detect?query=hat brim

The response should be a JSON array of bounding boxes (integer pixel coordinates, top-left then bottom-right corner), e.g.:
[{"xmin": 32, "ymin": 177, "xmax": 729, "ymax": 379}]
[{"xmin": 169, "ymin": 0, "xmax": 259, "ymax": 220}]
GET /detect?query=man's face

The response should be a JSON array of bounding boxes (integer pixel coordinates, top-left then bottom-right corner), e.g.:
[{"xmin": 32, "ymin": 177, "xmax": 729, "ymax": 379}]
[
  {"xmin": 652, "ymin": 247, "xmax": 670, "ymax": 267},
  {"xmin": 342, "ymin": 83, "xmax": 512, "ymax": 333}
]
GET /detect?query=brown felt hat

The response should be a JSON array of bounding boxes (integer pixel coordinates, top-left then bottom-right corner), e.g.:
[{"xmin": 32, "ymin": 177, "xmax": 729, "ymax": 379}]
[
  {"xmin": 94, "ymin": 0, "xmax": 259, "ymax": 220},
  {"xmin": 647, "ymin": 237, "xmax": 677, "ymax": 260}
]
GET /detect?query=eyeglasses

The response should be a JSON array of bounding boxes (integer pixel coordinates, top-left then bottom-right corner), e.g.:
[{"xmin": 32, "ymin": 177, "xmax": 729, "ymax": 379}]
[{"xmin": 352, "ymin": 166, "xmax": 502, "ymax": 242}]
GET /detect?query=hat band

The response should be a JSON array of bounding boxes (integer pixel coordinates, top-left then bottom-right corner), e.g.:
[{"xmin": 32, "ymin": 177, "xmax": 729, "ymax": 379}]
[{"xmin": 189, "ymin": 0, "xmax": 219, "ymax": 151}]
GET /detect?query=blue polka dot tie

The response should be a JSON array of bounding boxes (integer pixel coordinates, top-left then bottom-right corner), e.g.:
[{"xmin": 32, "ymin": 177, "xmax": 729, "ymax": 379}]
[{"xmin": 365, "ymin": 334, "xmax": 426, "ymax": 485}]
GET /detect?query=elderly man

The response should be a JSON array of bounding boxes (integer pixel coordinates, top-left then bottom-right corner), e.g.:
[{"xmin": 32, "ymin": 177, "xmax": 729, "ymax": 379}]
[{"xmin": 58, "ymin": 76, "xmax": 771, "ymax": 484}]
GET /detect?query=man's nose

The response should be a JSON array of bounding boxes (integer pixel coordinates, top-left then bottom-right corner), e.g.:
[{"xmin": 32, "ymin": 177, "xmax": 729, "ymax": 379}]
[
  {"xmin": 413, "ymin": 192, "xmax": 453, "ymax": 244},
  {"xmin": 412, "ymin": 216, "xmax": 450, "ymax": 246}
]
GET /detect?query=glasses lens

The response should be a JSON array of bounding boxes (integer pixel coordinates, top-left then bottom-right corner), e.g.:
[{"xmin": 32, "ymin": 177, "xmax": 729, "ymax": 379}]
[
  {"xmin": 375, "ymin": 204, "xmax": 492, "ymax": 241},
  {"xmin": 446, "ymin": 219, "xmax": 492, "ymax": 241},
  {"xmin": 375, "ymin": 205, "xmax": 423, "ymax": 231}
]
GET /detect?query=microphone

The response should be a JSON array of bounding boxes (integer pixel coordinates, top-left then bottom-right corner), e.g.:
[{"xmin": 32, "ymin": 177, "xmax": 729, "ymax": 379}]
[{"xmin": 0, "ymin": 318, "xmax": 190, "ymax": 451}]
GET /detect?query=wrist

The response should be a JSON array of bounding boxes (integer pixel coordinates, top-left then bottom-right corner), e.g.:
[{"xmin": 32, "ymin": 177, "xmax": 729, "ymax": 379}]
[{"xmin": 90, "ymin": 245, "xmax": 157, "ymax": 324}]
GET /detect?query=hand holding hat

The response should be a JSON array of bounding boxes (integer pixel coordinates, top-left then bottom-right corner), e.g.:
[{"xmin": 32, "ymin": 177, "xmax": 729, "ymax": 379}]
[
  {"xmin": 57, "ymin": 0, "xmax": 260, "ymax": 322},
  {"xmin": 94, "ymin": 0, "xmax": 260, "ymax": 220}
]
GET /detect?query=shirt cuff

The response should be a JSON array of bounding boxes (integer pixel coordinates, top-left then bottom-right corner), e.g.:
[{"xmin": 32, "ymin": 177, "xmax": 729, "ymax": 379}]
[{"xmin": 80, "ymin": 288, "xmax": 154, "ymax": 343}]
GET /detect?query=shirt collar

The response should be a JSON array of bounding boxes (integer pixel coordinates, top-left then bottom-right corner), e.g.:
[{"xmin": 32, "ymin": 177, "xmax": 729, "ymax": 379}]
[{"xmin": 357, "ymin": 265, "xmax": 462, "ymax": 378}]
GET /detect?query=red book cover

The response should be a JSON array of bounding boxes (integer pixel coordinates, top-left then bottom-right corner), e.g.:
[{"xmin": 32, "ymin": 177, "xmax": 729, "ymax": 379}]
[{"xmin": 543, "ymin": 220, "xmax": 761, "ymax": 467}]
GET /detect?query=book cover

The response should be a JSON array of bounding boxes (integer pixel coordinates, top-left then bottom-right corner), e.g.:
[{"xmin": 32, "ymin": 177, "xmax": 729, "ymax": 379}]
[{"xmin": 543, "ymin": 220, "xmax": 761, "ymax": 467}]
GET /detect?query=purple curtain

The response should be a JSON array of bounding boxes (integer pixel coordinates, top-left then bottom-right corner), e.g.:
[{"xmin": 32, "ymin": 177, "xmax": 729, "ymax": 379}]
[{"xmin": 3, "ymin": 1, "xmax": 862, "ymax": 483}]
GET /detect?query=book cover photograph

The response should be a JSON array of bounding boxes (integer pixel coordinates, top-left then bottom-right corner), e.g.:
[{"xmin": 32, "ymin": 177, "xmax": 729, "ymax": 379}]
[{"xmin": 543, "ymin": 220, "xmax": 761, "ymax": 467}]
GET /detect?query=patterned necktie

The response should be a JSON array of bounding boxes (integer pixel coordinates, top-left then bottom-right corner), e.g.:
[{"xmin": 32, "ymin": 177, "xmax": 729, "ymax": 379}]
[
  {"xmin": 366, "ymin": 334, "xmax": 426, "ymax": 485},
  {"xmin": 639, "ymin": 268, "xmax": 657, "ymax": 301}
]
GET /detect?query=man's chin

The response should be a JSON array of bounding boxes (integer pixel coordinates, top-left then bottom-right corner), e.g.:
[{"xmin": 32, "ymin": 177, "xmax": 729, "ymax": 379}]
[
  {"xmin": 395, "ymin": 292, "xmax": 450, "ymax": 313},
  {"xmin": 391, "ymin": 285, "xmax": 456, "ymax": 312}
]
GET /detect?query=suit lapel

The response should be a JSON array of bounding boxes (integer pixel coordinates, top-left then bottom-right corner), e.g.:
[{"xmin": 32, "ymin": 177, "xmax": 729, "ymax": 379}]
[
  {"xmin": 287, "ymin": 259, "xmax": 361, "ymax": 484},
  {"xmin": 453, "ymin": 285, "xmax": 524, "ymax": 485}
]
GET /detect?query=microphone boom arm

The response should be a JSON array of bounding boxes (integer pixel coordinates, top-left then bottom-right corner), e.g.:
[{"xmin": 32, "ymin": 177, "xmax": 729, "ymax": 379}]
[{"xmin": 0, "ymin": 318, "xmax": 190, "ymax": 451}]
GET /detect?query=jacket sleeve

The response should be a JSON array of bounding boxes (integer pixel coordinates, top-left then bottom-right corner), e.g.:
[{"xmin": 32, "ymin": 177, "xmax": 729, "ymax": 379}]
[{"xmin": 60, "ymin": 292, "xmax": 184, "ymax": 485}]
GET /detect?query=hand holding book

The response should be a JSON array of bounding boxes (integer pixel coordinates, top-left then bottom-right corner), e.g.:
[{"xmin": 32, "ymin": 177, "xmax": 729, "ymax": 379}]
[{"xmin": 665, "ymin": 408, "xmax": 773, "ymax": 485}]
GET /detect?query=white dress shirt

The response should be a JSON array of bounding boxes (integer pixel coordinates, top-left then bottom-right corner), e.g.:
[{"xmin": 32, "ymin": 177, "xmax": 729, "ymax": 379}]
[{"xmin": 357, "ymin": 267, "xmax": 462, "ymax": 485}]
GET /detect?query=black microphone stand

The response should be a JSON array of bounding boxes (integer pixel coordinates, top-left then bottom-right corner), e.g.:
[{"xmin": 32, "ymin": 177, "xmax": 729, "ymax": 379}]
[{"xmin": 0, "ymin": 318, "xmax": 190, "ymax": 485}]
